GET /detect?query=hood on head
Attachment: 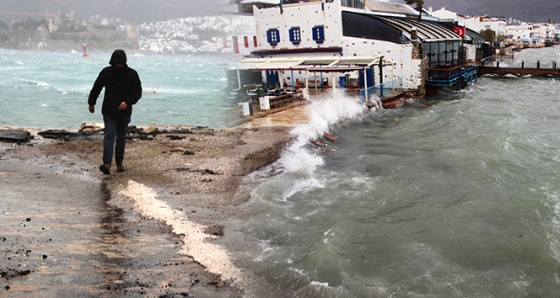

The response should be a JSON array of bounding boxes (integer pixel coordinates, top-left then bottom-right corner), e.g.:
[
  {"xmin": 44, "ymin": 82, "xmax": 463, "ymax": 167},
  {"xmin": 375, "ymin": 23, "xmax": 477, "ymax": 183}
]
[{"xmin": 109, "ymin": 49, "xmax": 127, "ymax": 66}]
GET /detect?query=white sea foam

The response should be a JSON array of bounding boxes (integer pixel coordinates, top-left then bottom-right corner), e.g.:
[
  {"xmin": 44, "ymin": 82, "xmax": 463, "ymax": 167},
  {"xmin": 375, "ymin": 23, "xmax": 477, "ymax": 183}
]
[
  {"xmin": 265, "ymin": 91, "xmax": 364, "ymax": 200},
  {"xmin": 247, "ymin": 93, "xmax": 365, "ymax": 202},
  {"xmin": 310, "ymin": 281, "xmax": 330, "ymax": 287},
  {"xmin": 282, "ymin": 92, "xmax": 363, "ymax": 170},
  {"xmin": 118, "ymin": 180, "xmax": 243, "ymax": 285}
]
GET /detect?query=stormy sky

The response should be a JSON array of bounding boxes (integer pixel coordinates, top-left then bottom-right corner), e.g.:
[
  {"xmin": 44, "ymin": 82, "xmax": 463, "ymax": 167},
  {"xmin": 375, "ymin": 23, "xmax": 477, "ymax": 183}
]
[
  {"xmin": 397, "ymin": 0, "xmax": 559, "ymax": 23},
  {"xmin": 0, "ymin": 0, "xmax": 231, "ymax": 23},
  {"xmin": 0, "ymin": 0, "xmax": 557, "ymax": 24}
]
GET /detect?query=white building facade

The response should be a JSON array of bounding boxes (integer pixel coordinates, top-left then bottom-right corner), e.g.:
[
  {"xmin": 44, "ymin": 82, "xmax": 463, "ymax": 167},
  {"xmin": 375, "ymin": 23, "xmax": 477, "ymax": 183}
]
[
  {"xmin": 230, "ymin": 0, "xmax": 484, "ymax": 98},
  {"xmin": 251, "ymin": 0, "xmax": 422, "ymax": 91}
]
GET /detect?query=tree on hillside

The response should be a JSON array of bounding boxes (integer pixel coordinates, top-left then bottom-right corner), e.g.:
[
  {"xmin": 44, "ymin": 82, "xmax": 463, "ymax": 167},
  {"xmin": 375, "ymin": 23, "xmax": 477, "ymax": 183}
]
[
  {"xmin": 404, "ymin": 0, "xmax": 424, "ymax": 20},
  {"xmin": 480, "ymin": 29, "xmax": 496, "ymax": 46},
  {"xmin": 11, "ymin": 18, "xmax": 48, "ymax": 30}
]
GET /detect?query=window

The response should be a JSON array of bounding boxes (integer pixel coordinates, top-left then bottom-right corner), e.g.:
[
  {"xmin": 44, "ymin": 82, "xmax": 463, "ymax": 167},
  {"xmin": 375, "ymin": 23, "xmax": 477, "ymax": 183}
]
[
  {"xmin": 425, "ymin": 41, "xmax": 463, "ymax": 68},
  {"xmin": 289, "ymin": 27, "xmax": 301, "ymax": 45},
  {"xmin": 312, "ymin": 25, "xmax": 325, "ymax": 44},
  {"xmin": 267, "ymin": 29, "xmax": 280, "ymax": 46},
  {"xmin": 341, "ymin": 0, "xmax": 364, "ymax": 9}
]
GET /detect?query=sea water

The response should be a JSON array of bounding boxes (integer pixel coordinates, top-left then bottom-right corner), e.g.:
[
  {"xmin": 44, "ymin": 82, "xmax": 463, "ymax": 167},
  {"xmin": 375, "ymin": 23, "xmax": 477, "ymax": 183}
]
[
  {"xmin": 4, "ymin": 47, "xmax": 560, "ymax": 297},
  {"xmin": 224, "ymin": 47, "xmax": 560, "ymax": 297},
  {"xmin": 0, "ymin": 49, "xmax": 237, "ymax": 129}
]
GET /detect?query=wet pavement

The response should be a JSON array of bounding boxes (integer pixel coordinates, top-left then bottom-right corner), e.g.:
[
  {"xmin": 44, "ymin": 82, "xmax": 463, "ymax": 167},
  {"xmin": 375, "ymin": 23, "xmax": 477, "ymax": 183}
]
[
  {"xmin": 0, "ymin": 159, "xmax": 238, "ymax": 297},
  {"xmin": 237, "ymin": 104, "xmax": 310, "ymax": 129}
]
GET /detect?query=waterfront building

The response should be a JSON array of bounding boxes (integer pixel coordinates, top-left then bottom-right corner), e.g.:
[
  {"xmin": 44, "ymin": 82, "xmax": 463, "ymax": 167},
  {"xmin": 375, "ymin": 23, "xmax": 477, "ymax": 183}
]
[
  {"xmin": 506, "ymin": 23, "xmax": 553, "ymax": 47},
  {"xmin": 464, "ymin": 16, "xmax": 507, "ymax": 37},
  {"xmin": 427, "ymin": 6, "xmax": 558, "ymax": 48},
  {"xmin": 229, "ymin": 0, "xmax": 486, "ymax": 102}
]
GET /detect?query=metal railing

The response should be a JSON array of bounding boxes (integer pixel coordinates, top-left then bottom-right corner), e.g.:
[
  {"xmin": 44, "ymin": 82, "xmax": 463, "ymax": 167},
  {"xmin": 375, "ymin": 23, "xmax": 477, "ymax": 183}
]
[
  {"xmin": 426, "ymin": 64, "xmax": 478, "ymax": 87},
  {"xmin": 481, "ymin": 55, "xmax": 559, "ymax": 69},
  {"xmin": 359, "ymin": 78, "xmax": 403, "ymax": 105}
]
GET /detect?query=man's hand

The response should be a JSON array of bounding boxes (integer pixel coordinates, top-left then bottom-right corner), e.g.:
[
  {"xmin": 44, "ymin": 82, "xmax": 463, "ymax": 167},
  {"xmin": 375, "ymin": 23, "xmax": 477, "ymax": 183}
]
[
  {"xmin": 118, "ymin": 102, "xmax": 128, "ymax": 111},
  {"xmin": 88, "ymin": 105, "xmax": 95, "ymax": 113}
]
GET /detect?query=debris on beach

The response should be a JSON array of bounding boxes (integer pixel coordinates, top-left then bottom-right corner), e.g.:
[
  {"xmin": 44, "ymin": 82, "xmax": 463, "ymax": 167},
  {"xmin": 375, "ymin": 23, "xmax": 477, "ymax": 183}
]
[
  {"xmin": 311, "ymin": 139, "xmax": 327, "ymax": 147},
  {"xmin": 78, "ymin": 122, "xmax": 102, "ymax": 133},
  {"xmin": 37, "ymin": 130, "xmax": 75, "ymax": 140},
  {"xmin": 143, "ymin": 124, "xmax": 159, "ymax": 135},
  {"xmin": 174, "ymin": 167, "xmax": 221, "ymax": 175},
  {"xmin": 37, "ymin": 129, "xmax": 103, "ymax": 141},
  {"xmin": 166, "ymin": 135, "xmax": 185, "ymax": 140},
  {"xmin": 323, "ymin": 132, "xmax": 337, "ymax": 143},
  {"xmin": 0, "ymin": 130, "xmax": 30, "ymax": 143}
]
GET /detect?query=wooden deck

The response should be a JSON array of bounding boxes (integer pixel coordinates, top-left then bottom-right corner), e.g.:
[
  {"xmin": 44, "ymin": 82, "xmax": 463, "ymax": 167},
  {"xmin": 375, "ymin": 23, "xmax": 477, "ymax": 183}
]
[{"xmin": 479, "ymin": 66, "xmax": 560, "ymax": 78}]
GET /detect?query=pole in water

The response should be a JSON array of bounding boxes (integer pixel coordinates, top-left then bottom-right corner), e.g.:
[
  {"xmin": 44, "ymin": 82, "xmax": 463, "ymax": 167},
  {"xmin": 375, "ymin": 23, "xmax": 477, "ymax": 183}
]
[{"xmin": 82, "ymin": 43, "xmax": 89, "ymax": 57}]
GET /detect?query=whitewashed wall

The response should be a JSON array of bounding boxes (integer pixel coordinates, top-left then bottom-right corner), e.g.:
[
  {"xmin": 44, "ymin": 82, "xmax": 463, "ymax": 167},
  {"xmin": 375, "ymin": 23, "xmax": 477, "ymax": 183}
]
[{"xmin": 253, "ymin": 1, "xmax": 421, "ymax": 91}]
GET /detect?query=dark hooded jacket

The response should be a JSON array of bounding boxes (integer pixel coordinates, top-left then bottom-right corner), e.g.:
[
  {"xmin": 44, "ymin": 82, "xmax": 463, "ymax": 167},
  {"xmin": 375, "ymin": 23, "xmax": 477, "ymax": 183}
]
[{"xmin": 88, "ymin": 49, "xmax": 142, "ymax": 118}]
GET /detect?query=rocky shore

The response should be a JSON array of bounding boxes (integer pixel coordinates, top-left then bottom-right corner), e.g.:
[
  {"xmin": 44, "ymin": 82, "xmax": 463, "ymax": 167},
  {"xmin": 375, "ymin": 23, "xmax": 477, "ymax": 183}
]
[{"xmin": 1, "ymin": 124, "xmax": 294, "ymax": 297}]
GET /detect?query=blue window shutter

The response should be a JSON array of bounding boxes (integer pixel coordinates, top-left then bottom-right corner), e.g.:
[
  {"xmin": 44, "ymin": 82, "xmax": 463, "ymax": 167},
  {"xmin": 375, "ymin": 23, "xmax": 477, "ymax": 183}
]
[
  {"xmin": 289, "ymin": 27, "xmax": 301, "ymax": 45},
  {"xmin": 313, "ymin": 26, "xmax": 325, "ymax": 44},
  {"xmin": 267, "ymin": 29, "xmax": 279, "ymax": 46},
  {"xmin": 267, "ymin": 30, "xmax": 272, "ymax": 43}
]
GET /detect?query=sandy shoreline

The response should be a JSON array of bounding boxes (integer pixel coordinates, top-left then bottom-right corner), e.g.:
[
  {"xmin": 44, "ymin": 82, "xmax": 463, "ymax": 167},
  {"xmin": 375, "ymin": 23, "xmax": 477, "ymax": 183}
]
[{"xmin": 1, "ymin": 124, "xmax": 295, "ymax": 296}]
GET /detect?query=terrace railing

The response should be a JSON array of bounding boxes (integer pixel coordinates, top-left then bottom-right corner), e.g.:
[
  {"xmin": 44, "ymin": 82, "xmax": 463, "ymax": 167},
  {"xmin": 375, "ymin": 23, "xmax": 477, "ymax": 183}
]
[{"xmin": 359, "ymin": 78, "xmax": 403, "ymax": 105}]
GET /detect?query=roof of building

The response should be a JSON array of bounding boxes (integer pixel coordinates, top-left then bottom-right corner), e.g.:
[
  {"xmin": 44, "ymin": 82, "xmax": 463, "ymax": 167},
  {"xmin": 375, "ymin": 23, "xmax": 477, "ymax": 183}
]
[
  {"xmin": 365, "ymin": 0, "xmax": 419, "ymax": 17},
  {"xmin": 343, "ymin": 11, "xmax": 463, "ymax": 42},
  {"xmin": 240, "ymin": 0, "xmax": 278, "ymax": 5},
  {"xmin": 383, "ymin": 16, "xmax": 462, "ymax": 40}
]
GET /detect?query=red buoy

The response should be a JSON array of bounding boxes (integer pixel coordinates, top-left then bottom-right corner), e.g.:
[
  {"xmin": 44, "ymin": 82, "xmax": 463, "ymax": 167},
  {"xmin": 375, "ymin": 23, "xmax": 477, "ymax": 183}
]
[{"xmin": 82, "ymin": 43, "xmax": 89, "ymax": 57}]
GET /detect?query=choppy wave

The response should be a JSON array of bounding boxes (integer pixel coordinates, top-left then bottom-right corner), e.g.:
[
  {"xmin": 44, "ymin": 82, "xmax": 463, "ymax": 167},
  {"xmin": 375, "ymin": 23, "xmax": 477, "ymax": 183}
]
[
  {"xmin": 227, "ymin": 47, "xmax": 560, "ymax": 297},
  {"xmin": 267, "ymin": 91, "xmax": 365, "ymax": 200},
  {"xmin": 0, "ymin": 50, "xmax": 238, "ymax": 128}
]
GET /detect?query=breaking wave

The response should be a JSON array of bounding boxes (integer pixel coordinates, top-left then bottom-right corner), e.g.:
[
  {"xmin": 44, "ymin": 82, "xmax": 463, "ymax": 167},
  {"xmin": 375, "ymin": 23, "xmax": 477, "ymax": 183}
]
[{"xmin": 261, "ymin": 91, "xmax": 365, "ymax": 200}]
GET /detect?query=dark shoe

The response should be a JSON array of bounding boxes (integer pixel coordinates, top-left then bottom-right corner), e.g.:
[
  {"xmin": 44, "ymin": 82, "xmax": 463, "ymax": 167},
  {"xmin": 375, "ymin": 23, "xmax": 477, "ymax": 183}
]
[
  {"xmin": 99, "ymin": 164, "xmax": 111, "ymax": 175},
  {"xmin": 116, "ymin": 163, "xmax": 126, "ymax": 172}
]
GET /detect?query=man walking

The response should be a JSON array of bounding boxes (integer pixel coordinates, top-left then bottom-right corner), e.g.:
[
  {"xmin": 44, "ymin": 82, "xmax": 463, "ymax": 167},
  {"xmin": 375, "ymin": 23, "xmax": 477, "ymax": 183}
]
[{"xmin": 88, "ymin": 49, "xmax": 142, "ymax": 175}]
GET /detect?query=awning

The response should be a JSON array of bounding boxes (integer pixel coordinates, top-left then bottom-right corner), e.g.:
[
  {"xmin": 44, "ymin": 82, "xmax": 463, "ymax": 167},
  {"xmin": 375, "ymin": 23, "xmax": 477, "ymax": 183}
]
[{"xmin": 228, "ymin": 56, "xmax": 393, "ymax": 71}]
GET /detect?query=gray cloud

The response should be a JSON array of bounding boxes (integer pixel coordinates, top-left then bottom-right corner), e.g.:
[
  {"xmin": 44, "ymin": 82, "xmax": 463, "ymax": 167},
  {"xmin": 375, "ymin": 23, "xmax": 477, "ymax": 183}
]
[
  {"xmin": 0, "ymin": 0, "xmax": 231, "ymax": 23},
  {"xmin": 398, "ymin": 0, "xmax": 559, "ymax": 23}
]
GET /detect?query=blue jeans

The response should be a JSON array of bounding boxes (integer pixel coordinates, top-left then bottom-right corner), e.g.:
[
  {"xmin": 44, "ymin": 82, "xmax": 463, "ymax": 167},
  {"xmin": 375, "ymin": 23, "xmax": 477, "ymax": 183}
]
[{"xmin": 102, "ymin": 115, "xmax": 130, "ymax": 165}]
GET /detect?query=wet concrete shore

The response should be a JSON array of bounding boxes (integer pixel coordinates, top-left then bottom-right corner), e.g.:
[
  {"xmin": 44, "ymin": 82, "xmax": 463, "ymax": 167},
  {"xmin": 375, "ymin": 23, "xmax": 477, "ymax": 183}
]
[
  {"xmin": 1, "ymin": 158, "xmax": 228, "ymax": 297},
  {"xmin": 0, "ymin": 124, "xmax": 295, "ymax": 297}
]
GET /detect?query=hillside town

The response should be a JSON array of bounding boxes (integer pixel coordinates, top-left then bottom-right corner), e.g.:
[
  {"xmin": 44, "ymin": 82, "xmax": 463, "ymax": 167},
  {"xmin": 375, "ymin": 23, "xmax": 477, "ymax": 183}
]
[
  {"xmin": 428, "ymin": 7, "xmax": 559, "ymax": 49},
  {"xmin": 0, "ymin": 1, "xmax": 558, "ymax": 54}
]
